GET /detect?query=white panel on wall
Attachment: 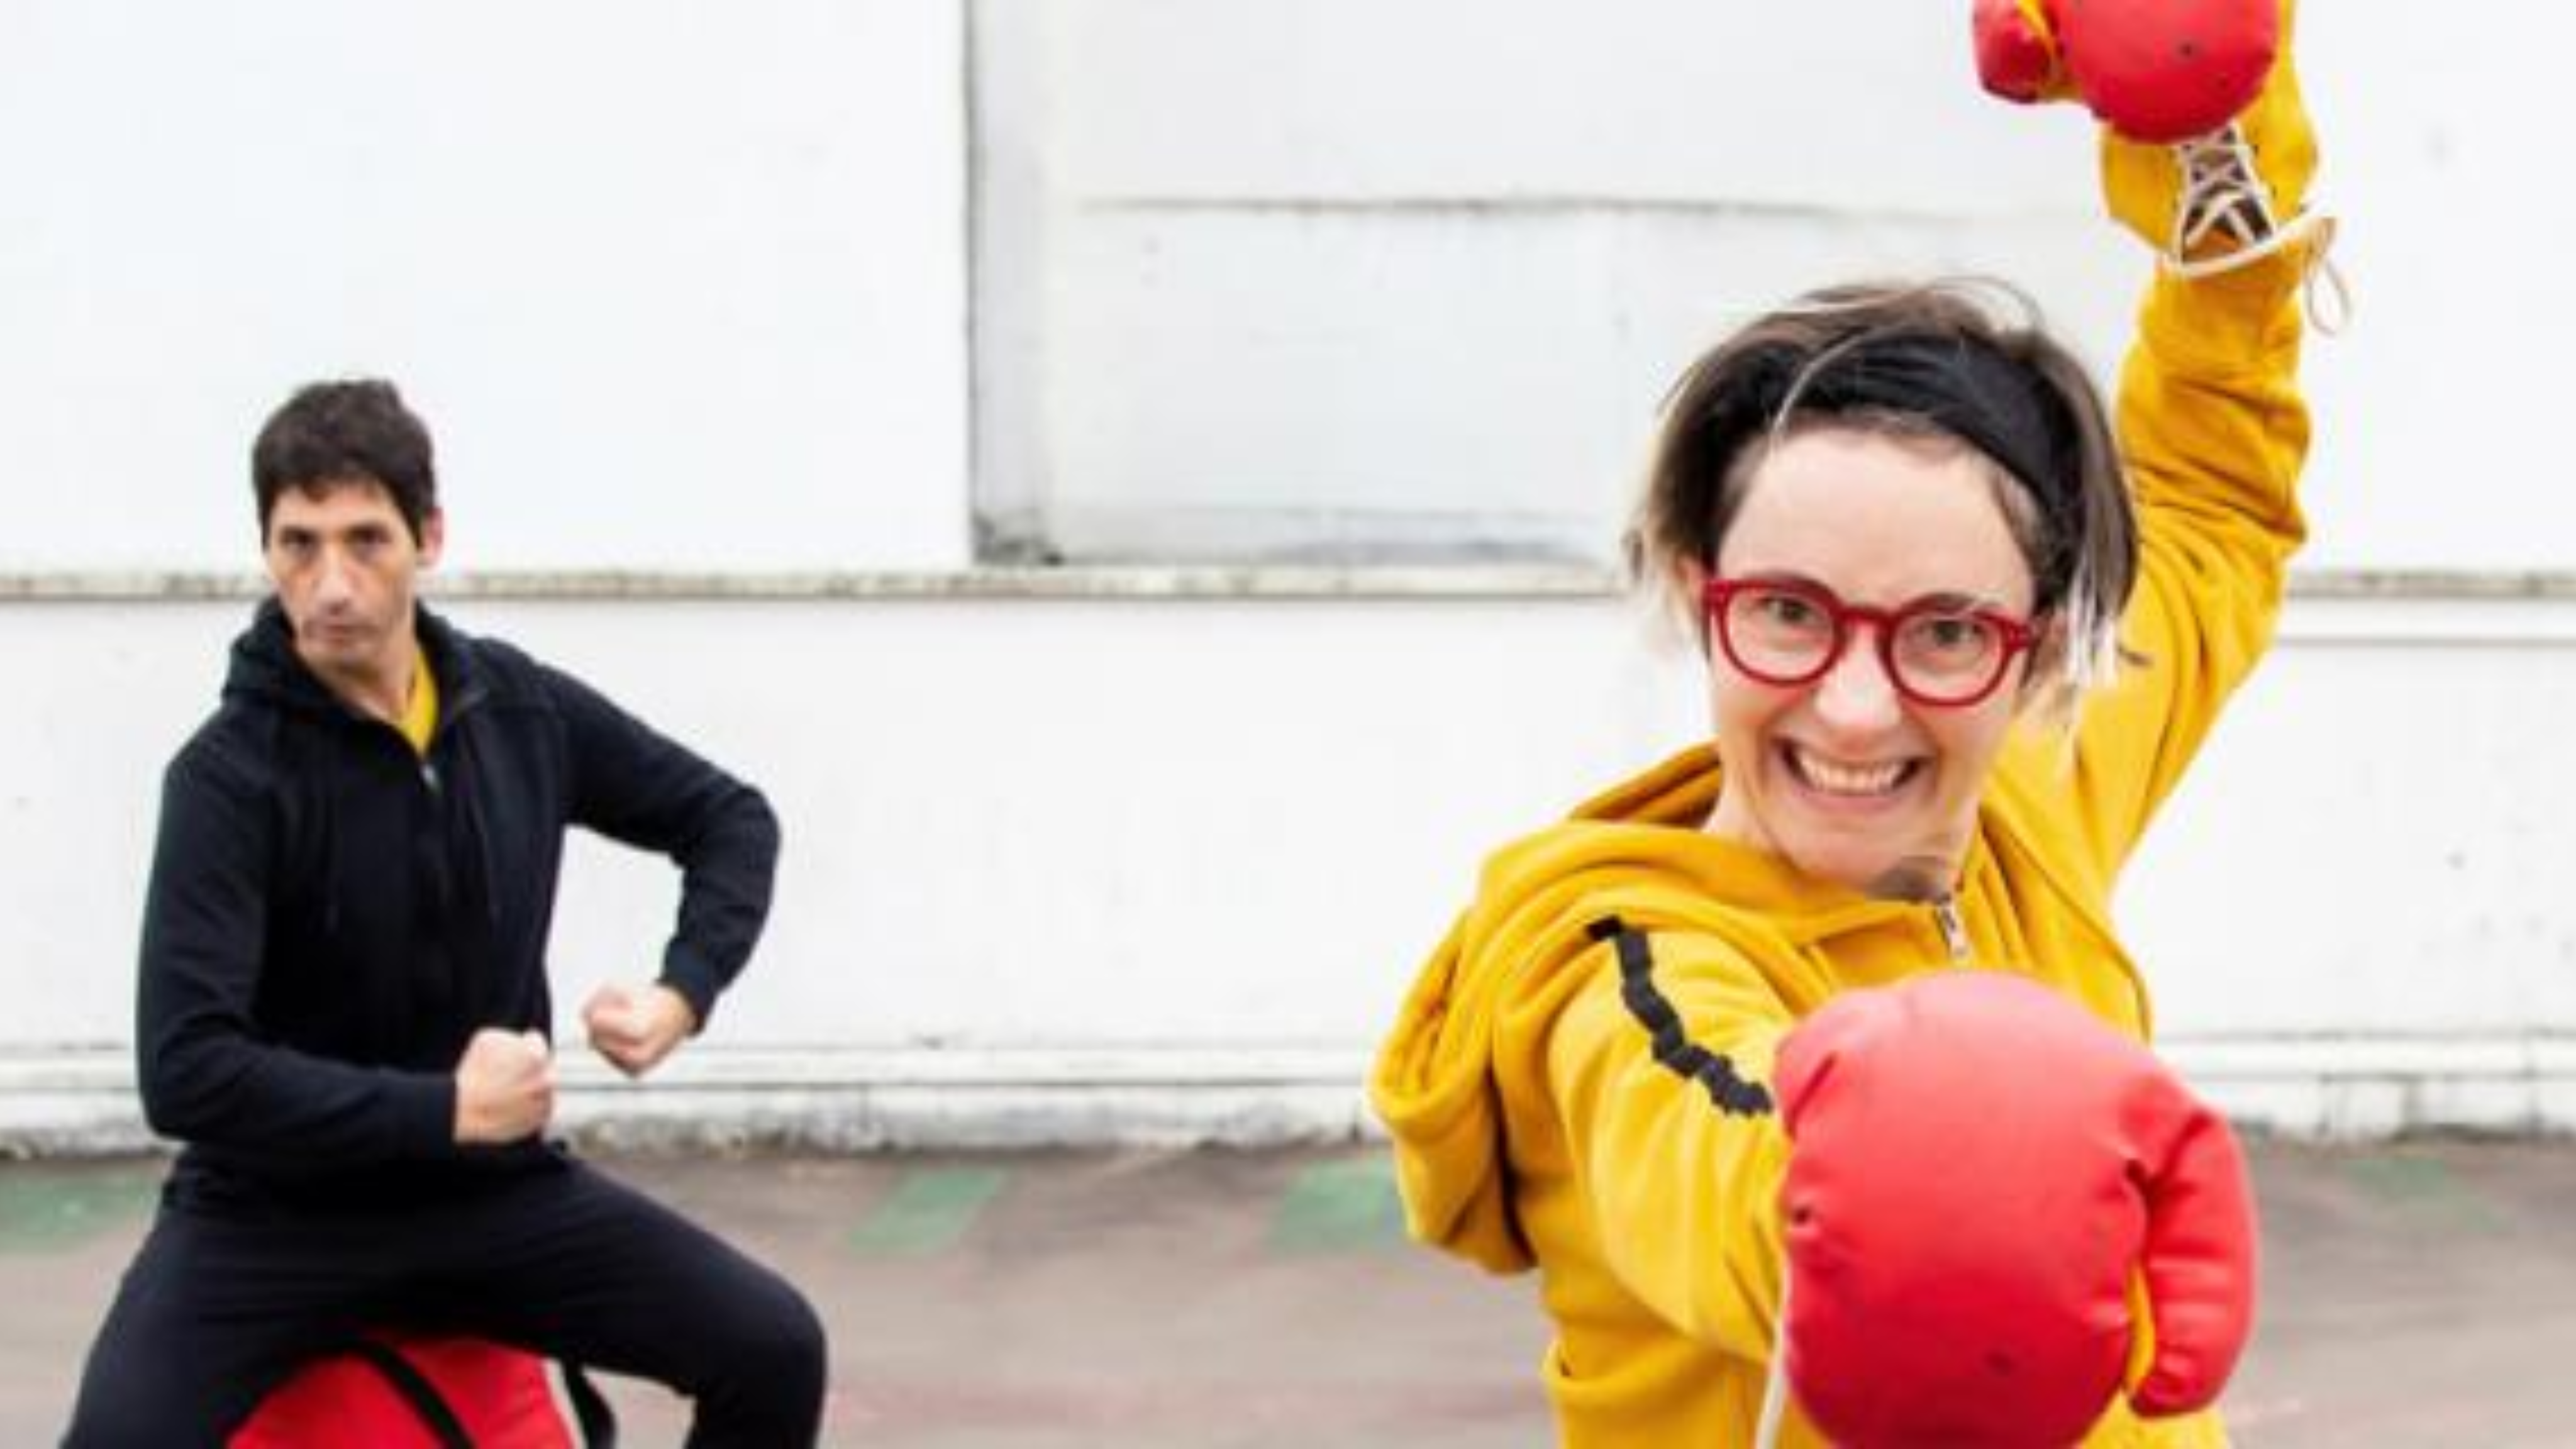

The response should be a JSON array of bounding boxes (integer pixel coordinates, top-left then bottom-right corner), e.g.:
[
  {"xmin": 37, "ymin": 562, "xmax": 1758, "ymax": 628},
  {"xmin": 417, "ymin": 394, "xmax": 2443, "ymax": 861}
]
[
  {"xmin": 976, "ymin": 0, "xmax": 2120, "ymax": 562},
  {"xmin": 976, "ymin": 0, "xmax": 2576, "ymax": 570},
  {"xmin": 1028, "ymin": 205, "xmax": 2130, "ymax": 564},
  {"xmin": 0, "ymin": 0, "xmax": 969, "ymax": 573}
]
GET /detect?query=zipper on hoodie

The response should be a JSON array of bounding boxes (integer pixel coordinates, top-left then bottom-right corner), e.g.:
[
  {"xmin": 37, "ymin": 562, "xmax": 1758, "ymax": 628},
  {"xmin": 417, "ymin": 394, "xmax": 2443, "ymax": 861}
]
[{"xmin": 1931, "ymin": 896, "xmax": 1970, "ymax": 964}]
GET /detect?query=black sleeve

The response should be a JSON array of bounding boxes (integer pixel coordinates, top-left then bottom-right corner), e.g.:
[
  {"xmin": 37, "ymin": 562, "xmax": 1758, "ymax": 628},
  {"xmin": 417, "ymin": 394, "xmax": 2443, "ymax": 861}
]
[
  {"xmin": 545, "ymin": 665, "xmax": 780, "ymax": 1030},
  {"xmin": 135, "ymin": 736, "xmax": 457, "ymax": 1162}
]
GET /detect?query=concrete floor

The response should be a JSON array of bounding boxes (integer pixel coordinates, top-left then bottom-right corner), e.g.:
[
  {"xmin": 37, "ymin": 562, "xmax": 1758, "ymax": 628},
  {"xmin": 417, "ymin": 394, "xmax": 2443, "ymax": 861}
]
[{"xmin": 6, "ymin": 1138, "xmax": 2573, "ymax": 1446}]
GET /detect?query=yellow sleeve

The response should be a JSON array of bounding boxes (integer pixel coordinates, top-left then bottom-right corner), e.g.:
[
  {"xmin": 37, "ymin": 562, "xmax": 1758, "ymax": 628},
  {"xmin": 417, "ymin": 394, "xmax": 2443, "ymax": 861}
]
[
  {"xmin": 2045, "ymin": 251, "xmax": 2314, "ymax": 878},
  {"xmin": 1374, "ymin": 913, "xmax": 1537, "ymax": 1275},
  {"xmin": 1543, "ymin": 923, "xmax": 1797, "ymax": 1361}
]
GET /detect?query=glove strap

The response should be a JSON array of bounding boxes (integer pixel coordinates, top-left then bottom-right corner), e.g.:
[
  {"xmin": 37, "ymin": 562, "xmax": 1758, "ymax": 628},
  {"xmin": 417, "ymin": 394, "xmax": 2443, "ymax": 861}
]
[{"xmin": 1754, "ymin": 1270, "xmax": 1794, "ymax": 1449}]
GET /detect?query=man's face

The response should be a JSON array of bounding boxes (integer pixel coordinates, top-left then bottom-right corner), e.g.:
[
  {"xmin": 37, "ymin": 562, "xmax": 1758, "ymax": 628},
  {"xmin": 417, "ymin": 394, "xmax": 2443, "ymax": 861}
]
[{"xmin": 264, "ymin": 479, "xmax": 443, "ymax": 691}]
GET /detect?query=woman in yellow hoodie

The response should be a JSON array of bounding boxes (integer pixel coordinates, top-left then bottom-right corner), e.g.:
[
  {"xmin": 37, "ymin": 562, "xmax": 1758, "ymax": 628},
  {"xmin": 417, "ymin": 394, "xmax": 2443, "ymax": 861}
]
[{"xmin": 1370, "ymin": 20, "xmax": 2330, "ymax": 1449}]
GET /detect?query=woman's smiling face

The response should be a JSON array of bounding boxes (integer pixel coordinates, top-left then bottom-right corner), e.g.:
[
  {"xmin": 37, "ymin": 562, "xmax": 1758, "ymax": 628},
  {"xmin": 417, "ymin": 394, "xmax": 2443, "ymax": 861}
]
[{"xmin": 1689, "ymin": 425, "xmax": 2045, "ymax": 901}]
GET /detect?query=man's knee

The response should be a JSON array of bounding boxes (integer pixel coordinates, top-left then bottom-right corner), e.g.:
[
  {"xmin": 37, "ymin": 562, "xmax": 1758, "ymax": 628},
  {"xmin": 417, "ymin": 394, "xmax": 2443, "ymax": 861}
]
[
  {"xmin": 684, "ymin": 1271, "xmax": 826, "ymax": 1416},
  {"xmin": 679, "ymin": 1272, "xmax": 827, "ymax": 1441},
  {"xmin": 732, "ymin": 1275, "xmax": 828, "ymax": 1393}
]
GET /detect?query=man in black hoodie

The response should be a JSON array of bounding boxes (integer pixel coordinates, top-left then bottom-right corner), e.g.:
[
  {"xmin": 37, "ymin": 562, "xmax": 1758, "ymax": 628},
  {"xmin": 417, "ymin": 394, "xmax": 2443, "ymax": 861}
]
[{"xmin": 64, "ymin": 380, "xmax": 826, "ymax": 1445}]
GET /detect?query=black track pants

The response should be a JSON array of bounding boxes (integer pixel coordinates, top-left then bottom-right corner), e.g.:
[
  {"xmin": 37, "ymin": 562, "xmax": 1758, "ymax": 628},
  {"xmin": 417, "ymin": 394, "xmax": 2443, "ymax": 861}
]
[{"xmin": 63, "ymin": 1158, "xmax": 826, "ymax": 1447}]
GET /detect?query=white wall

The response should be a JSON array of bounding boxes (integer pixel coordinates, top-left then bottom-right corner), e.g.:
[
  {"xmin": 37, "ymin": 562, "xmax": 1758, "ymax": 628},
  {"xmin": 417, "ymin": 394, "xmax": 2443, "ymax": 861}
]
[
  {"xmin": 0, "ymin": 1, "xmax": 968, "ymax": 572},
  {"xmin": 3, "ymin": 2, "xmax": 2574, "ymax": 1146},
  {"xmin": 4, "ymin": 584, "xmax": 2572, "ymax": 1146}
]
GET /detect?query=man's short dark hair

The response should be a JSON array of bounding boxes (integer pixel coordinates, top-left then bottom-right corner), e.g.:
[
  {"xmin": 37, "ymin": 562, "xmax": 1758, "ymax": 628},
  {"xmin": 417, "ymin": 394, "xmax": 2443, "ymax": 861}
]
[{"xmin": 251, "ymin": 379, "xmax": 438, "ymax": 543}]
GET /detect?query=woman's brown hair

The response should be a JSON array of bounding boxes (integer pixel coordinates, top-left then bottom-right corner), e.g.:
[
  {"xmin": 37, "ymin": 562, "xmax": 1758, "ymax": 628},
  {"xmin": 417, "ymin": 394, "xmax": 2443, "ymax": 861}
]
[{"xmin": 1627, "ymin": 279, "xmax": 2136, "ymax": 711}]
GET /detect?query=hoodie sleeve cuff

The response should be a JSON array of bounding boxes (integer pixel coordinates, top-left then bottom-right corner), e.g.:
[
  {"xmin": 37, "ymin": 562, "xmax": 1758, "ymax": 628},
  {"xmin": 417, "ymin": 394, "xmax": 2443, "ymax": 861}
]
[
  {"xmin": 659, "ymin": 945, "xmax": 723, "ymax": 1035},
  {"xmin": 393, "ymin": 1070, "xmax": 459, "ymax": 1156}
]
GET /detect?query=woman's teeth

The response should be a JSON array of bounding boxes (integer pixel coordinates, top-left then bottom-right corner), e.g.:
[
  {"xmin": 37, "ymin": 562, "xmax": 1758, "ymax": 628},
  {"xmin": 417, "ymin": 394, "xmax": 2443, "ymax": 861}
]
[{"xmin": 1792, "ymin": 749, "xmax": 1908, "ymax": 796}]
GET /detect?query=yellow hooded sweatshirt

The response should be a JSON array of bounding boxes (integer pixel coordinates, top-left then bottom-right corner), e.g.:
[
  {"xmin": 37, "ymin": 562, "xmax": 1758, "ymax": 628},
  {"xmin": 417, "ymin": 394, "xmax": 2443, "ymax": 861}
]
[{"xmin": 1370, "ymin": 245, "xmax": 2312, "ymax": 1447}]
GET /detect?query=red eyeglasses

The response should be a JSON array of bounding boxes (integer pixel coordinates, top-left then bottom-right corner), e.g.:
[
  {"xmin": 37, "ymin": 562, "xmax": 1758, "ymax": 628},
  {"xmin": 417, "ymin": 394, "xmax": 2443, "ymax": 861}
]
[{"xmin": 1700, "ymin": 576, "xmax": 2040, "ymax": 708}]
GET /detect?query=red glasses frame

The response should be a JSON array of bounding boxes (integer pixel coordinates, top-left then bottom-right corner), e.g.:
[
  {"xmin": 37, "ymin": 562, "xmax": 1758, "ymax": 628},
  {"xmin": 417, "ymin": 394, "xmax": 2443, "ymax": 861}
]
[{"xmin": 1699, "ymin": 575, "xmax": 2040, "ymax": 708}]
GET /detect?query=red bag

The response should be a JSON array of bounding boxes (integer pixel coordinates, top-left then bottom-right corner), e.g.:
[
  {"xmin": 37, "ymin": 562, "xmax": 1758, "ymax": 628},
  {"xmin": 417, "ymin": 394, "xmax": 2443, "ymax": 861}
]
[{"xmin": 231, "ymin": 1335, "xmax": 612, "ymax": 1448}]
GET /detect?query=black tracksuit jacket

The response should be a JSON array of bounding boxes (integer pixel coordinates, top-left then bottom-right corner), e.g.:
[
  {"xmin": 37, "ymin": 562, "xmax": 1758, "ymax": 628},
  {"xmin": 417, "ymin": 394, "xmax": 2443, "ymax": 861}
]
[{"xmin": 137, "ymin": 600, "xmax": 779, "ymax": 1208}]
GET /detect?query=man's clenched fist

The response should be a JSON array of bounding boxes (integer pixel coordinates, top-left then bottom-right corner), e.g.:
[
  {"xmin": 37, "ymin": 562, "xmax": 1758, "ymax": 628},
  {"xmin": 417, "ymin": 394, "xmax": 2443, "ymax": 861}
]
[
  {"xmin": 452, "ymin": 1028, "xmax": 555, "ymax": 1145},
  {"xmin": 582, "ymin": 982, "xmax": 698, "ymax": 1079}
]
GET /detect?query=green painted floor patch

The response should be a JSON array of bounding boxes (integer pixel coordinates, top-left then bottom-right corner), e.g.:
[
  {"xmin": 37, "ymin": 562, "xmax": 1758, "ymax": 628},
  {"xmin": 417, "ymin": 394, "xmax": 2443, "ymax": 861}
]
[
  {"xmin": 1272, "ymin": 1157, "xmax": 1406, "ymax": 1255},
  {"xmin": 847, "ymin": 1167, "xmax": 1008, "ymax": 1257},
  {"xmin": 0, "ymin": 1170, "xmax": 157, "ymax": 1255}
]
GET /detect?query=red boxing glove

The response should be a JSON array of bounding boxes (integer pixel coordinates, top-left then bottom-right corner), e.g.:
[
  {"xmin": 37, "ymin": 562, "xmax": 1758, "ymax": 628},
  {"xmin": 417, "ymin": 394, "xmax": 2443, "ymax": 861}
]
[
  {"xmin": 1773, "ymin": 972, "xmax": 2256, "ymax": 1448},
  {"xmin": 1973, "ymin": 0, "xmax": 2278, "ymax": 143}
]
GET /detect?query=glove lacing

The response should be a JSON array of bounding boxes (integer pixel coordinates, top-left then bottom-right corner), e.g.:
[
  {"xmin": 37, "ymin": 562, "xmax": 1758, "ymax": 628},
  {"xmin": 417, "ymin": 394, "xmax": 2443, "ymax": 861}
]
[{"xmin": 2168, "ymin": 121, "xmax": 2350, "ymax": 331}]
